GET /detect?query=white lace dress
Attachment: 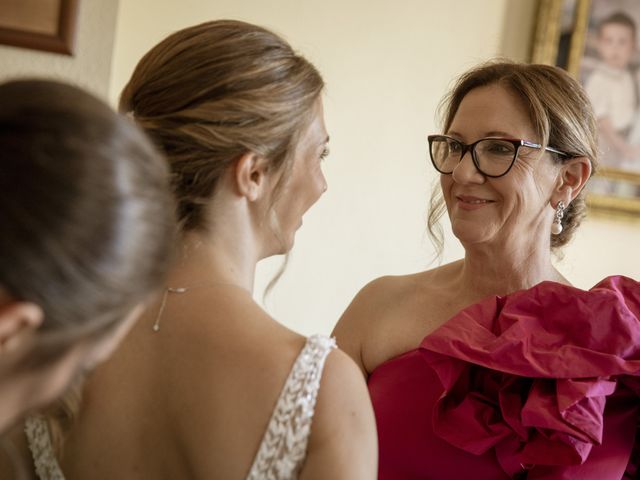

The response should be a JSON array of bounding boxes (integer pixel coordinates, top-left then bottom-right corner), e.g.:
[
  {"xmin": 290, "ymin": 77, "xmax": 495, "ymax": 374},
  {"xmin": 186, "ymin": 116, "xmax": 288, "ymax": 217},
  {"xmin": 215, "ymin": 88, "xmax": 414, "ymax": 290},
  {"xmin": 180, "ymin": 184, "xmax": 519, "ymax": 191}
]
[{"xmin": 25, "ymin": 334, "xmax": 336, "ymax": 480}]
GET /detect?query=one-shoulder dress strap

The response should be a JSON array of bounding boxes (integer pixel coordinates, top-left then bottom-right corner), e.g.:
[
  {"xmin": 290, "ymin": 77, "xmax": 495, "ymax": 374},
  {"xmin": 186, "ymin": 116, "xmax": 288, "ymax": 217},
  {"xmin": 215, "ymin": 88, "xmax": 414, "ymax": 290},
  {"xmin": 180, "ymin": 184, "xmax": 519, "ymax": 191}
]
[
  {"xmin": 24, "ymin": 415, "xmax": 66, "ymax": 480},
  {"xmin": 246, "ymin": 334, "xmax": 336, "ymax": 480}
]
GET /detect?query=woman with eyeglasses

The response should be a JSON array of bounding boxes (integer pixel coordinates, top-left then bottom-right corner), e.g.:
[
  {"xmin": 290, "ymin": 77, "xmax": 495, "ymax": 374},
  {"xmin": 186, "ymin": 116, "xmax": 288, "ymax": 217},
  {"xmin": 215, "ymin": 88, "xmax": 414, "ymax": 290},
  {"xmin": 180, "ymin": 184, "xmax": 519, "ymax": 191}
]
[{"xmin": 334, "ymin": 61, "xmax": 640, "ymax": 479}]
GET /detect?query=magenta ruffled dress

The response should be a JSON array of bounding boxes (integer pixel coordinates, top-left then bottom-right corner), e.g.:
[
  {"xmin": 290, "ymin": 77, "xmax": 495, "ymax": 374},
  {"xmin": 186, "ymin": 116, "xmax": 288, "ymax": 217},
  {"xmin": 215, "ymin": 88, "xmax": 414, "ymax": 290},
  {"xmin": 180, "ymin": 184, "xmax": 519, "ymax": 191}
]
[{"xmin": 368, "ymin": 276, "xmax": 640, "ymax": 479}]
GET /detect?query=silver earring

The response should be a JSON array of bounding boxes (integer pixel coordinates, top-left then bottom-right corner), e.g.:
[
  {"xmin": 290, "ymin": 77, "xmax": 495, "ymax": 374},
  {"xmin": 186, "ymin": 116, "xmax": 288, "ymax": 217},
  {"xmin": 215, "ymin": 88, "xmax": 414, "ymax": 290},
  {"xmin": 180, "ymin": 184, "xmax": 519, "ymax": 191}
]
[{"xmin": 551, "ymin": 201, "xmax": 565, "ymax": 235}]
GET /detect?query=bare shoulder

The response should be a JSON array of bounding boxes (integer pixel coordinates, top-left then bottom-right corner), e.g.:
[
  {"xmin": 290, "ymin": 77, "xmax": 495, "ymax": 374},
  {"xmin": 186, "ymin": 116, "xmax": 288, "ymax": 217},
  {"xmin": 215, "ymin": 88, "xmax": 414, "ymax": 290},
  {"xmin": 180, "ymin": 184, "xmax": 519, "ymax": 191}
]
[
  {"xmin": 343, "ymin": 274, "xmax": 417, "ymax": 310},
  {"xmin": 332, "ymin": 275, "xmax": 413, "ymax": 343},
  {"xmin": 299, "ymin": 347, "xmax": 377, "ymax": 480},
  {"xmin": 315, "ymin": 347, "xmax": 374, "ymax": 421},
  {"xmin": 335, "ymin": 269, "xmax": 447, "ymax": 329},
  {"xmin": 167, "ymin": 285, "xmax": 305, "ymax": 365},
  {"xmin": 333, "ymin": 262, "xmax": 462, "ymax": 376},
  {"xmin": 332, "ymin": 269, "xmax": 443, "ymax": 371}
]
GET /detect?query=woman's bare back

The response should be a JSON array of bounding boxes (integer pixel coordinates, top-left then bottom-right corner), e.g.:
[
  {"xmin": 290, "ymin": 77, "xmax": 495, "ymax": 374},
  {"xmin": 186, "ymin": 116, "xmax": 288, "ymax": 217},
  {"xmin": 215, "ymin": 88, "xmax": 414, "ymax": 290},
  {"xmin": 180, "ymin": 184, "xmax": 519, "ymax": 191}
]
[{"xmin": 50, "ymin": 286, "xmax": 376, "ymax": 479}]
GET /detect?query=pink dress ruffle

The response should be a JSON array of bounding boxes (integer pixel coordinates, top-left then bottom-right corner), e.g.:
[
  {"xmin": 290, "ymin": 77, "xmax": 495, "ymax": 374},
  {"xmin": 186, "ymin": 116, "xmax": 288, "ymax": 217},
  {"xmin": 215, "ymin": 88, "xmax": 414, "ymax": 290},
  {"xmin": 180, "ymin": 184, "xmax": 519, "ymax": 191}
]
[{"xmin": 369, "ymin": 276, "xmax": 640, "ymax": 479}]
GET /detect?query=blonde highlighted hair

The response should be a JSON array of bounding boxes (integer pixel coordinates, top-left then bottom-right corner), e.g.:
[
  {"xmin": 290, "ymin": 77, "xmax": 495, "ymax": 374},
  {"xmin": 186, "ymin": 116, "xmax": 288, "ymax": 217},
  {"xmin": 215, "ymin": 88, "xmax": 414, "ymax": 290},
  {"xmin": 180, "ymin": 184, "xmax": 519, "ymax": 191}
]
[{"xmin": 119, "ymin": 19, "xmax": 325, "ymax": 233}]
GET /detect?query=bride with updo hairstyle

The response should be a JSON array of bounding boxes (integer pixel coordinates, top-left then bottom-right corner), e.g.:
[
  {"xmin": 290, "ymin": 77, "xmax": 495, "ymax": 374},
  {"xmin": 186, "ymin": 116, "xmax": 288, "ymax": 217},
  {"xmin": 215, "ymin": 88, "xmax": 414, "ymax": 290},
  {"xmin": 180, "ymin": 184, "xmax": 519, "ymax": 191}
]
[
  {"xmin": 0, "ymin": 79, "xmax": 175, "ymax": 475},
  {"xmin": 22, "ymin": 20, "xmax": 377, "ymax": 480}
]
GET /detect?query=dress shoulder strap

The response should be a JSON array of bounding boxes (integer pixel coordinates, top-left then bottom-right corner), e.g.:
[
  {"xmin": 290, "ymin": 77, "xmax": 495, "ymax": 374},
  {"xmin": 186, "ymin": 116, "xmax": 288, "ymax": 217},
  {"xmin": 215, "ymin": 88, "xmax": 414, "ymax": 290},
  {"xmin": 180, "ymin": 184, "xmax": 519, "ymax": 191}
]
[
  {"xmin": 24, "ymin": 415, "xmax": 66, "ymax": 480},
  {"xmin": 246, "ymin": 334, "xmax": 336, "ymax": 480}
]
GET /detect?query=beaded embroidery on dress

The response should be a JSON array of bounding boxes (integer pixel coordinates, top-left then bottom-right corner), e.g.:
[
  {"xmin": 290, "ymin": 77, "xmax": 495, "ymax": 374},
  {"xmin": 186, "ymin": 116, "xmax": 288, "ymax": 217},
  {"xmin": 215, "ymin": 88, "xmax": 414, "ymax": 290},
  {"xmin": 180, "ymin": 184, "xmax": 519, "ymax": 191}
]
[
  {"xmin": 24, "ymin": 415, "xmax": 65, "ymax": 480},
  {"xmin": 246, "ymin": 334, "xmax": 336, "ymax": 480},
  {"xmin": 24, "ymin": 334, "xmax": 335, "ymax": 480}
]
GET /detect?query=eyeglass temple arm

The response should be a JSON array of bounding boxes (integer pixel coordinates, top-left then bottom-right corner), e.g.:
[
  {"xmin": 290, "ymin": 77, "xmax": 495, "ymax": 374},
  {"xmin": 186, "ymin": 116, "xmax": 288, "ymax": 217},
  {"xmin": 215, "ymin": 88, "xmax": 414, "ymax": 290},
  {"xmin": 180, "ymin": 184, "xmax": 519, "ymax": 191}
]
[{"xmin": 522, "ymin": 140, "xmax": 568, "ymax": 157}]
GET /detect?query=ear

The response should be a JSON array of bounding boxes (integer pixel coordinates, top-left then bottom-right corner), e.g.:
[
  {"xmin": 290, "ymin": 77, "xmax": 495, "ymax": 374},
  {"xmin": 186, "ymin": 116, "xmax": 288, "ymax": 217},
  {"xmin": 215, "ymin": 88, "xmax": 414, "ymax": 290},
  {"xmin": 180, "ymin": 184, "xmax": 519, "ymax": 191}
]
[
  {"xmin": 234, "ymin": 152, "xmax": 271, "ymax": 202},
  {"xmin": 552, "ymin": 156, "xmax": 592, "ymax": 205},
  {"xmin": 0, "ymin": 302, "xmax": 43, "ymax": 354}
]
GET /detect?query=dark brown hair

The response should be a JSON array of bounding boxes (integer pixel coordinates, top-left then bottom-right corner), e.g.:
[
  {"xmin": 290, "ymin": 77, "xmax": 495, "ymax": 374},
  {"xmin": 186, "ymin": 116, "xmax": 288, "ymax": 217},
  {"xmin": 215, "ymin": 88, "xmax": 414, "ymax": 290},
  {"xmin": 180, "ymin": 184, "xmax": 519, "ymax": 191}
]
[
  {"xmin": 119, "ymin": 19, "xmax": 325, "ymax": 233},
  {"xmin": 428, "ymin": 60, "xmax": 598, "ymax": 254},
  {"xmin": 0, "ymin": 79, "xmax": 176, "ymax": 357}
]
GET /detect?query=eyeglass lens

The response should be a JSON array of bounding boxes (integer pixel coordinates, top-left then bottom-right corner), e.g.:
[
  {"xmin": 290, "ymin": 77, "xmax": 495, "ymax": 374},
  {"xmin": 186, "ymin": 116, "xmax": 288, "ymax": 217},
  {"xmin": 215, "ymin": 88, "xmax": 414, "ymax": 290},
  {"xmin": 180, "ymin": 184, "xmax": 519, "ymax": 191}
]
[{"xmin": 431, "ymin": 137, "xmax": 517, "ymax": 177}]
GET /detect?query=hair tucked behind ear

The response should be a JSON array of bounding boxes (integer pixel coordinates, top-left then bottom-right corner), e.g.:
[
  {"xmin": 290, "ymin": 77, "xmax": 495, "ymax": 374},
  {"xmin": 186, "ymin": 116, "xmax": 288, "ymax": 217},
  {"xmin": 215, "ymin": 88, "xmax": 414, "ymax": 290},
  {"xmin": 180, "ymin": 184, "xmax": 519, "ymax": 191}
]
[
  {"xmin": 428, "ymin": 60, "xmax": 598, "ymax": 255},
  {"xmin": 119, "ymin": 20, "xmax": 325, "ymax": 233}
]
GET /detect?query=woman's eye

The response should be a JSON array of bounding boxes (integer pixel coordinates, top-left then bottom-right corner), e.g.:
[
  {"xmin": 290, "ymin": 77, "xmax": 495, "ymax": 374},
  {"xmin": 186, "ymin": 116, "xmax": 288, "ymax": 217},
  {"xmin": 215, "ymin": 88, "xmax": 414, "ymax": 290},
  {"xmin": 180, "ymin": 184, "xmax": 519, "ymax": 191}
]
[
  {"xmin": 320, "ymin": 147, "xmax": 330, "ymax": 160},
  {"xmin": 485, "ymin": 141, "xmax": 513, "ymax": 155},
  {"xmin": 448, "ymin": 141, "xmax": 462, "ymax": 153}
]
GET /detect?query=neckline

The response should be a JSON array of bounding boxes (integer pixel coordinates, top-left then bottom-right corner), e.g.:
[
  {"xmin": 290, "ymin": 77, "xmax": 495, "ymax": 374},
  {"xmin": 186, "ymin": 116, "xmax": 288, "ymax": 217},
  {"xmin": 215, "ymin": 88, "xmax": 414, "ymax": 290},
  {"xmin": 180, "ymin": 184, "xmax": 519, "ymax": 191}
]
[
  {"xmin": 368, "ymin": 348, "xmax": 423, "ymax": 379},
  {"xmin": 367, "ymin": 275, "xmax": 631, "ymax": 379}
]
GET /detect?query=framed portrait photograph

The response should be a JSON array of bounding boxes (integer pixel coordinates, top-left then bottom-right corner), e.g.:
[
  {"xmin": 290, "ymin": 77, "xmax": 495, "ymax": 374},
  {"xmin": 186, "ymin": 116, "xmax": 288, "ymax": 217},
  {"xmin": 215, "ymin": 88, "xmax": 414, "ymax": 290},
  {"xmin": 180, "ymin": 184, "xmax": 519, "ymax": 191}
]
[
  {"xmin": 0, "ymin": 0, "xmax": 79, "ymax": 55},
  {"xmin": 532, "ymin": 0, "xmax": 640, "ymax": 219}
]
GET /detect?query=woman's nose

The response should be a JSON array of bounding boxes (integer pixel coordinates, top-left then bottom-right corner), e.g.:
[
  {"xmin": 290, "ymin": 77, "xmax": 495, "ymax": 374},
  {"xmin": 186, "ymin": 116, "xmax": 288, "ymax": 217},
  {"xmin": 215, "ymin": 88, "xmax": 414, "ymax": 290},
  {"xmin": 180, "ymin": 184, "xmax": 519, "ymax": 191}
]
[{"xmin": 451, "ymin": 151, "xmax": 485, "ymax": 184}]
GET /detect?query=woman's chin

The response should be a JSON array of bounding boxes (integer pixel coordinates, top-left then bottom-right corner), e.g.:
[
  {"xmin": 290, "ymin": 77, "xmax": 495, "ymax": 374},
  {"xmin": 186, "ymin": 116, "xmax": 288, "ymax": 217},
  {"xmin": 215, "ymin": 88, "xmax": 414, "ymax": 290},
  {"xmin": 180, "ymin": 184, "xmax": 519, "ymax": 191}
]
[{"xmin": 451, "ymin": 222, "xmax": 496, "ymax": 247}]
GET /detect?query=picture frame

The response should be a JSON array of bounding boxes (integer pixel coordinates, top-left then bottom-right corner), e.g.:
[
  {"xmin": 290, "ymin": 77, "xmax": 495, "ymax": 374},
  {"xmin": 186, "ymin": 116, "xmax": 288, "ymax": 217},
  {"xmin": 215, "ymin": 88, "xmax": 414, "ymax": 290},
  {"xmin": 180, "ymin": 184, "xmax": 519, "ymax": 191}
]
[
  {"xmin": 0, "ymin": 0, "xmax": 79, "ymax": 56},
  {"xmin": 531, "ymin": 0, "xmax": 640, "ymax": 219}
]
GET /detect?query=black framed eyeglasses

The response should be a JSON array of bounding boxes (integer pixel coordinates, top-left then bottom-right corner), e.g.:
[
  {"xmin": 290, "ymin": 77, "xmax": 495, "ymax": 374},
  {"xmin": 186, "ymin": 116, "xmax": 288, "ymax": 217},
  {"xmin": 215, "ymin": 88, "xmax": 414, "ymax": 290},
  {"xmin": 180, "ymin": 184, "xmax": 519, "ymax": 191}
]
[{"xmin": 427, "ymin": 134, "xmax": 568, "ymax": 178}]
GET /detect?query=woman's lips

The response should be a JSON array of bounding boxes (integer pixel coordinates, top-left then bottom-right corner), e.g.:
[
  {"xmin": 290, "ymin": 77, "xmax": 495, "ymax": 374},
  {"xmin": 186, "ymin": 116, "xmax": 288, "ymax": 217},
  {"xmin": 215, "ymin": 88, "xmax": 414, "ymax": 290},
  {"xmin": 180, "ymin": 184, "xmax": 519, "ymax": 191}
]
[{"xmin": 456, "ymin": 195, "xmax": 495, "ymax": 210}]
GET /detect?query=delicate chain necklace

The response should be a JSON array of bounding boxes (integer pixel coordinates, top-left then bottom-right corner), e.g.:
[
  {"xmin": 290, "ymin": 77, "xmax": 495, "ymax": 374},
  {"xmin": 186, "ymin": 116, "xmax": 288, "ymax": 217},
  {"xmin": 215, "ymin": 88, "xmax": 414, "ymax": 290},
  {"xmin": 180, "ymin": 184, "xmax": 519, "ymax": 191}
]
[
  {"xmin": 152, "ymin": 287, "xmax": 187, "ymax": 332},
  {"xmin": 151, "ymin": 282, "xmax": 247, "ymax": 332}
]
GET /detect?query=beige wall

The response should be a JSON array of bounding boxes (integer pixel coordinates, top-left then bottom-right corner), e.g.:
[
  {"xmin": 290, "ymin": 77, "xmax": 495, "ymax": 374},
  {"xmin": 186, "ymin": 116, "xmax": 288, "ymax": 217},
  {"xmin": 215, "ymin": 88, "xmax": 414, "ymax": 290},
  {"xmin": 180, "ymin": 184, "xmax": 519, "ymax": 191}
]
[
  {"xmin": 111, "ymin": 0, "xmax": 640, "ymax": 335},
  {"xmin": 0, "ymin": 0, "xmax": 120, "ymax": 98}
]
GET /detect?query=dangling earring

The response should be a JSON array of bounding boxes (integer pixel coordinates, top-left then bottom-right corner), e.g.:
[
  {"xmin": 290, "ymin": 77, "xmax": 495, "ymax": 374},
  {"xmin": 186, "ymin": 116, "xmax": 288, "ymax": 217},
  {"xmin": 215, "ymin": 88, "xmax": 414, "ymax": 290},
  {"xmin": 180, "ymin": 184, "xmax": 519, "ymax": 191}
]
[{"xmin": 551, "ymin": 201, "xmax": 565, "ymax": 235}]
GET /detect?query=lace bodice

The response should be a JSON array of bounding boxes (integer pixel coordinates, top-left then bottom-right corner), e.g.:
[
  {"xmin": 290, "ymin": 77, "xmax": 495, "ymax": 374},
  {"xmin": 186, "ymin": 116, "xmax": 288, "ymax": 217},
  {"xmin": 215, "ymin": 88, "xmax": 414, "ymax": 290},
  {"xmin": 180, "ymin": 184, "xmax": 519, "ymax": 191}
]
[
  {"xmin": 246, "ymin": 334, "xmax": 336, "ymax": 479},
  {"xmin": 25, "ymin": 415, "xmax": 64, "ymax": 480},
  {"xmin": 25, "ymin": 334, "xmax": 336, "ymax": 480}
]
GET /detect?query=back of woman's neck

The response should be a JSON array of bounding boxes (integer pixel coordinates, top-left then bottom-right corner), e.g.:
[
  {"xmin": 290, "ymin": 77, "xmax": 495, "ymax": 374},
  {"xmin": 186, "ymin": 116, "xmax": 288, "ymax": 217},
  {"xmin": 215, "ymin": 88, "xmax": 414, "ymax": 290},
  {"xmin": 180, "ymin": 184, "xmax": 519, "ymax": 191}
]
[{"xmin": 170, "ymin": 233, "xmax": 258, "ymax": 294}]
